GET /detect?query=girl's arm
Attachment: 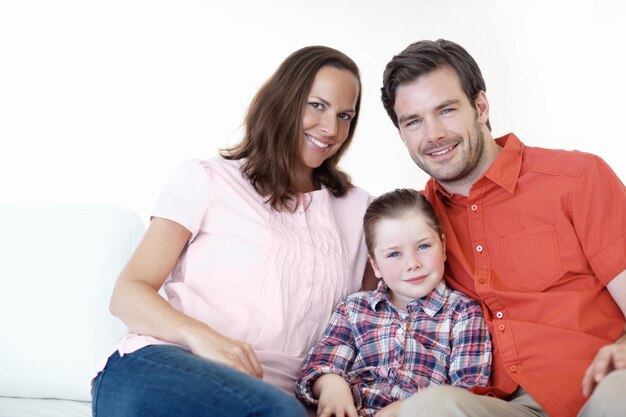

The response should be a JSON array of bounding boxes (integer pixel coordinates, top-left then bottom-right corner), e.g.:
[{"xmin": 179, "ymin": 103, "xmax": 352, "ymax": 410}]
[
  {"xmin": 109, "ymin": 217, "xmax": 263, "ymax": 378},
  {"xmin": 295, "ymin": 301, "xmax": 358, "ymax": 407},
  {"xmin": 448, "ymin": 299, "xmax": 492, "ymax": 387}
]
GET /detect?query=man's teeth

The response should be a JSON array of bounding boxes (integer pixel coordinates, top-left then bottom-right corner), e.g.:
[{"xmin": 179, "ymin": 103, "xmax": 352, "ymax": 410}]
[
  {"xmin": 430, "ymin": 146, "xmax": 454, "ymax": 156},
  {"xmin": 306, "ymin": 134, "xmax": 330, "ymax": 149}
]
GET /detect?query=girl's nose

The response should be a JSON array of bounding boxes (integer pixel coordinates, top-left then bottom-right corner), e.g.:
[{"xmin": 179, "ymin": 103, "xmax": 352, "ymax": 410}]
[{"xmin": 407, "ymin": 254, "xmax": 421, "ymax": 271}]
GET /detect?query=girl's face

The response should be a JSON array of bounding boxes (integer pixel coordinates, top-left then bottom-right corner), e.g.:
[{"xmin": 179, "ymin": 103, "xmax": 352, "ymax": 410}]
[
  {"xmin": 300, "ymin": 66, "xmax": 359, "ymax": 173},
  {"xmin": 368, "ymin": 211, "xmax": 446, "ymax": 309}
]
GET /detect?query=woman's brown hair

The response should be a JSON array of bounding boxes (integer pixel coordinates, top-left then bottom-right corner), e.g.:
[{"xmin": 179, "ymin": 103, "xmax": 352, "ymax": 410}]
[{"xmin": 221, "ymin": 45, "xmax": 361, "ymax": 211}]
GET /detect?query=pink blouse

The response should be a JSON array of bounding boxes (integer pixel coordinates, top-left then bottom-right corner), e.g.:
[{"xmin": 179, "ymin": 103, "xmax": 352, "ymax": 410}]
[{"xmin": 114, "ymin": 158, "xmax": 371, "ymax": 393}]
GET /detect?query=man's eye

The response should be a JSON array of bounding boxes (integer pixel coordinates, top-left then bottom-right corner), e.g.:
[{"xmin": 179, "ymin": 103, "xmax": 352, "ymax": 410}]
[{"xmin": 406, "ymin": 119, "xmax": 422, "ymax": 128}]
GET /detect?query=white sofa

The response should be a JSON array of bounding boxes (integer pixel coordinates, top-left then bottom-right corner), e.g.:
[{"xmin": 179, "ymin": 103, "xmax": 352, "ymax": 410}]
[{"xmin": 0, "ymin": 205, "xmax": 144, "ymax": 417}]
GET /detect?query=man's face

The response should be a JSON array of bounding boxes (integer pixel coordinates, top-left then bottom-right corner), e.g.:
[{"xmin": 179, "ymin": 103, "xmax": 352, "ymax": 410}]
[{"xmin": 393, "ymin": 67, "xmax": 490, "ymax": 189}]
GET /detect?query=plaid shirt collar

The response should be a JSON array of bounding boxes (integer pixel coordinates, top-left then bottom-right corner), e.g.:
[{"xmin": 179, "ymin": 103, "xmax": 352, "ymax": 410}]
[{"xmin": 370, "ymin": 279, "xmax": 450, "ymax": 317}]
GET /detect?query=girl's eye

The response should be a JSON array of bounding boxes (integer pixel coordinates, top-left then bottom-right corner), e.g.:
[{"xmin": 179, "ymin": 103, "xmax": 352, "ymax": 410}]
[
  {"xmin": 386, "ymin": 251, "xmax": 401, "ymax": 258},
  {"xmin": 338, "ymin": 112, "xmax": 353, "ymax": 121},
  {"xmin": 417, "ymin": 244, "xmax": 431, "ymax": 251}
]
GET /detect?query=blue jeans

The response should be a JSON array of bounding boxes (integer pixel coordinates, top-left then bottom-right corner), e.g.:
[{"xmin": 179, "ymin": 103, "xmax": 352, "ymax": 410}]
[{"xmin": 92, "ymin": 345, "xmax": 307, "ymax": 417}]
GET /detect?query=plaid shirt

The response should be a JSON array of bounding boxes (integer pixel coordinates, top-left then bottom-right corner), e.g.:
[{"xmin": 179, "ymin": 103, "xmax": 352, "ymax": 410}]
[{"xmin": 295, "ymin": 280, "xmax": 491, "ymax": 417}]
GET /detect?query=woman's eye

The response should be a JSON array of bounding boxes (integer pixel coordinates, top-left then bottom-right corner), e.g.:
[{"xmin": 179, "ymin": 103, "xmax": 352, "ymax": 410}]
[
  {"xmin": 309, "ymin": 102, "xmax": 324, "ymax": 110},
  {"xmin": 338, "ymin": 113, "xmax": 352, "ymax": 121}
]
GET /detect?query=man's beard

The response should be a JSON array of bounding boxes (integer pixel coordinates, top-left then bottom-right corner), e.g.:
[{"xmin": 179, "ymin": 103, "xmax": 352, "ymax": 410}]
[{"xmin": 410, "ymin": 118, "xmax": 485, "ymax": 185}]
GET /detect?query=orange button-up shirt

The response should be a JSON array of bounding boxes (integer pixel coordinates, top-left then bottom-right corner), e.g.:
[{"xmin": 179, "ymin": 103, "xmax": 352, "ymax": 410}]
[{"xmin": 424, "ymin": 133, "xmax": 626, "ymax": 417}]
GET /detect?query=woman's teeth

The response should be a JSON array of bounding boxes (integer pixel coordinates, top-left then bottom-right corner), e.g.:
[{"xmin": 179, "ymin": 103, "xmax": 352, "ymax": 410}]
[{"xmin": 306, "ymin": 134, "xmax": 330, "ymax": 149}]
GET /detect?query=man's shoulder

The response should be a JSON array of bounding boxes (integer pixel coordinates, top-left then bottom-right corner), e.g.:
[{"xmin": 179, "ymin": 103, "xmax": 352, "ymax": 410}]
[{"xmin": 522, "ymin": 145, "xmax": 600, "ymax": 178}]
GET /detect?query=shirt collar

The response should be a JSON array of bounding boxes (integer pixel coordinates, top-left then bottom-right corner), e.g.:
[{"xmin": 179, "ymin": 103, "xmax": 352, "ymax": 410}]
[
  {"xmin": 370, "ymin": 279, "xmax": 450, "ymax": 317},
  {"xmin": 432, "ymin": 132, "xmax": 524, "ymax": 198}
]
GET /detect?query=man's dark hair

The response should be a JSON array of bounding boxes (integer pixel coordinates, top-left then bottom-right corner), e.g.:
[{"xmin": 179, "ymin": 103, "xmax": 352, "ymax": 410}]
[{"xmin": 381, "ymin": 39, "xmax": 490, "ymax": 130}]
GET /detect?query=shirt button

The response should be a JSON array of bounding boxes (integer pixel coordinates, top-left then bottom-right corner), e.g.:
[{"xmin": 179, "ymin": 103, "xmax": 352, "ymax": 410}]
[
  {"xmin": 471, "ymin": 204, "xmax": 478, "ymax": 212},
  {"xmin": 478, "ymin": 277, "xmax": 486, "ymax": 284},
  {"xmin": 496, "ymin": 311, "xmax": 503, "ymax": 319},
  {"xmin": 476, "ymin": 245, "xmax": 483, "ymax": 253},
  {"xmin": 510, "ymin": 365, "xmax": 517, "ymax": 373},
  {"xmin": 498, "ymin": 324, "xmax": 505, "ymax": 331}
]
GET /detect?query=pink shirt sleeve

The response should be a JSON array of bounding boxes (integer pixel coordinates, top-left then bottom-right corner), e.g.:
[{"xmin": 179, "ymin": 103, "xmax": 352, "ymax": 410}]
[{"xmin": 151, "ymin": 159, "xmax": 213, "ymax": 240}]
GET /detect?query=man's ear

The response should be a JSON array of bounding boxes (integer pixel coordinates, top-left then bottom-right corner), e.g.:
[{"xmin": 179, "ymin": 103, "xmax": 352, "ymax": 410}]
[
  {"xmin": 474, "ymin": 91, "xmax": 490, "ymax": 126},
  {"xmin": 368, "ymin": 255, "xmax": 383, "ymax": 279}
]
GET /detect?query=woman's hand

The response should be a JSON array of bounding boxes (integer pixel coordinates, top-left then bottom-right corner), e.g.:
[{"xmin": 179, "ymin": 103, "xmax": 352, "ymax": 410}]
[
  {"xmin": 110, "ymin": 217, "xmax": 262, "ymax": 378},
  {"xmin": 184, "ymin": 323, "xmax": 263, "ymax": 378},
  {"xmin": 313, "ymin": 374, "xmax": 358, "ymax": 417}
]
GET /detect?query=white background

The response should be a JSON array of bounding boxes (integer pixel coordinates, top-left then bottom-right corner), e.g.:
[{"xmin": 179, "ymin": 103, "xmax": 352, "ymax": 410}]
[{"xmin": 1, "ymin": 0, "xmax": 625, "ymax": 221}]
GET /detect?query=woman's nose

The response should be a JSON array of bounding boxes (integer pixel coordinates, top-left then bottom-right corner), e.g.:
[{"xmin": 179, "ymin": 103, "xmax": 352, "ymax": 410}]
[{"xmin": 320, "ymin": 113, "xmax": 337, "ymax": 136}]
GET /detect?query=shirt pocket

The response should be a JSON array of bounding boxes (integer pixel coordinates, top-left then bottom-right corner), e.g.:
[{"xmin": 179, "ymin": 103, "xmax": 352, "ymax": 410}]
[{"xmin": 500, "ymin": 224, "xmax": 563, "ymax": 292}]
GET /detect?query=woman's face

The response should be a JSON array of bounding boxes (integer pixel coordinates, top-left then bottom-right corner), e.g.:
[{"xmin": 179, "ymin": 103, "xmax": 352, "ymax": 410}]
[{"xmin": 300, "ymin": 66, "xmax": 359, "ymax": 173}]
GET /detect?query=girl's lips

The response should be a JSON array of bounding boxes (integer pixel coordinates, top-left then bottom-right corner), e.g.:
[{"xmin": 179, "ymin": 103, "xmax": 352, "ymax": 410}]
[{"xmin": 404, "ymin": 275, "xmax": 427, "ymax": 284}]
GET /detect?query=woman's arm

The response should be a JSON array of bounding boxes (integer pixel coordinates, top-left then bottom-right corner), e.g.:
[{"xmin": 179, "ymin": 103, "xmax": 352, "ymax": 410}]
[{"xmin": 109, "ymin": 217, "xmax": 263, "ymax": 378}]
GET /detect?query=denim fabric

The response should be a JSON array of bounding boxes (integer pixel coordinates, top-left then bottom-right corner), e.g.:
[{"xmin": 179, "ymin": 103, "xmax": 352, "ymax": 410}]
[{"xmin": 92, "ymin": 345, "xmax": 307, "ymax": 417}]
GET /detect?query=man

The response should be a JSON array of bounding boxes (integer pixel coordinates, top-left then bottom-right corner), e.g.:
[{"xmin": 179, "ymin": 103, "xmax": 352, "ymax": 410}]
[{"xmin": 380, "ymin": 39, "xmax": 626, "ymax": 417}]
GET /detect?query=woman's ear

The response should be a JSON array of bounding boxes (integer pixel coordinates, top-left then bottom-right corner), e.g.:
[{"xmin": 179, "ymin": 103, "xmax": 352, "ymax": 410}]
[{"xmin": 368, "ymin": 255, "xmax": 383, "ymax": 279}]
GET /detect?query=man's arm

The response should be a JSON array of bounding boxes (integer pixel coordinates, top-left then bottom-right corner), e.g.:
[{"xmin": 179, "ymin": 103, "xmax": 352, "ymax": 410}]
[{"xmin": 582, "ymin": 268, "xmax": 626, "ymax": 397}]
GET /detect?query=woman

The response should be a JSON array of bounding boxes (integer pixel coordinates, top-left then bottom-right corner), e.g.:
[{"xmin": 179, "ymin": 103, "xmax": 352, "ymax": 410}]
[{"xmin": 91, "ymin": 45, "xmax": 376, "ymax": 417}]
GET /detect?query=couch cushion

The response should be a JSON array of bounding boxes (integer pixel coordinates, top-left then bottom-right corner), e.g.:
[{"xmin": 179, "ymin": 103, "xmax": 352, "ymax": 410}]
[{"xmin": 0, "ymin": 205, "xmax": 144, "ymax": 402}]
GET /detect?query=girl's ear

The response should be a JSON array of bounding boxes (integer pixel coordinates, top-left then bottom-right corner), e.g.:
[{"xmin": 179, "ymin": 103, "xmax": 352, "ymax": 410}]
[{"xmin": 368, "ymin": 255, "xmax": 383, "ymax": 279}]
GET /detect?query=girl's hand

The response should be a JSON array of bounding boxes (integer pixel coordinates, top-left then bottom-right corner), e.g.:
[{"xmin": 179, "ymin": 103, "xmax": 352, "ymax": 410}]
[
  {"xmin": 184, "ymin": 324, "xmax": 263, "ymax": 378},
  {"xmin": 374, "ymin": 400, "xmax": 405, "ymax": 417},
  {"xmin": 314, "ymin": 374, "xmax": 358, "ymax": 417}
]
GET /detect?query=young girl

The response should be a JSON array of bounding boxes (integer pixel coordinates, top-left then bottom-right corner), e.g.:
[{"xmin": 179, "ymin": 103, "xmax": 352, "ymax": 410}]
[
  {"xmin": 91, "ymin": 46, "xmax": 376, "ymax": 417},
  {"xmin": 296, "ymin": 188, "xmax": 491, "ymax": 417}
]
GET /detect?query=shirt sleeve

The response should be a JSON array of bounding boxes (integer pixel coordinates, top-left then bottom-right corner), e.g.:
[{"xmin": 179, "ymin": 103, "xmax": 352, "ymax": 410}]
[
  {"xmin": 151, "ymin": 159, "xmax": 213, "ymax": 240},
  {"xmin": 295, "ymin": 301, "xmax": 357, "ymax": 405},
  {"xmin": 448, "ymin": 298, "xmax": 492, "ymax": 388},
  {"xmin": 571, "ymin": 155, "xmax": 626, "ymax": 284}
]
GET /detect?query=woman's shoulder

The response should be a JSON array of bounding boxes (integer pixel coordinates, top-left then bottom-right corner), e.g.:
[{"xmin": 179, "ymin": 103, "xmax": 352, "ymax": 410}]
[
  {"xmin": 172, "ymin": 157, "xmax": 244, "ymax": 182},
  {"xmin": 333, "ymin": 184, "xmax": 372, "ymax": 206}
]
